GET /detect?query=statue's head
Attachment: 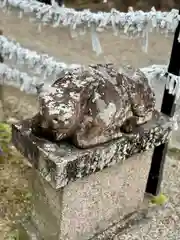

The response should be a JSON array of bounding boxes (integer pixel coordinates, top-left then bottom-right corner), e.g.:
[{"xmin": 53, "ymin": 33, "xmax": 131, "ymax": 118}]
[
  {"xmin": 36, "ymin": 67, "xmax": 97, "ymax": 141},
  {"xmin": 38, "ymin": 86, "xmax": 80, "ymax": 140}
]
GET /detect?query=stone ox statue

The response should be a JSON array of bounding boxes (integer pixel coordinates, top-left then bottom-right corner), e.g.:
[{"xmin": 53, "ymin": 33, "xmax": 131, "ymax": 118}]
[{"xmin": 31, "ymin": 63, "xmax": 155, "ymax": 149}]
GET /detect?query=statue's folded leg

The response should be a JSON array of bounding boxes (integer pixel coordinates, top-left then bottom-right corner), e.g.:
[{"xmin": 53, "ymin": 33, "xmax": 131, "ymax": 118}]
[
  {"xmin": 120, "ymin": 116, "xmax": 137, "ymax": 133},
  {"xmin": 72, "ymin": 126, "xmax": 123, "ymax": 149},
  {"xmin": 120, "ymin": 112, "xmax": 154, "ymax": 134}
]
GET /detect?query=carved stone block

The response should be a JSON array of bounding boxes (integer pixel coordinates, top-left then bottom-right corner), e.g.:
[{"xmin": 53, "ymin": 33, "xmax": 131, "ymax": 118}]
[
  {"xmin": 31, "ymin": 64, "xmax": 156, "ymax": 148},
  {"xmin": 12, "ymin": 110, "xmax": 172, "ymax": 240}
]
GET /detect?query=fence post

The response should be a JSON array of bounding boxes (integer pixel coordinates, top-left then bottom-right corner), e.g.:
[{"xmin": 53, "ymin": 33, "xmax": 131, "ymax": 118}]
[
  {"xmin": 145, "ymin": 10, "xmax": 180, "ymax": 196},
  {"xmin": 0, "ymin": 30, "xmax": 5, "ymax": 121}
]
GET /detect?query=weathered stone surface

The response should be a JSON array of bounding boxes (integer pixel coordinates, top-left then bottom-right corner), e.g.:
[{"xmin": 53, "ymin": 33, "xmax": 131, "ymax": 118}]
[
  {"xmin": 60, "ymin": 151, "xmax": 152, "ymax": 240},
  {"xmin": 28, "ymin": 169, "xmax": 62, "ymax": 240},
  {"xmin": 12, "ymin": 110, "xmax": 172, "ymax": 189},
  {"xmin": 31, "ymin": 64, "xmax": 156, "ymax": 148},
  {"xmin": 12, "ymin": 91, "xmax": 172, "ymax": 239},
  {"xmin": 24, "ymin": 150, "xmax": 152, "ymax": 240}
]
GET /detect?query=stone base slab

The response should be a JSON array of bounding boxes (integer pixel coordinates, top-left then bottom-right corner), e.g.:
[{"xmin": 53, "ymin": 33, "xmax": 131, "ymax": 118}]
[
  {"xmin": 23, "ymin": 151, "xmax": 152, "ymax": 240},
  {"xmin": 18, "ymin": 195, "xmax": 154, "ymax": 240}
]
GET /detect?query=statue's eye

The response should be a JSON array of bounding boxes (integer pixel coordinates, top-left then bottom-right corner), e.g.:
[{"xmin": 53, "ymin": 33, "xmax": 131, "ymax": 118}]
[{"xmin": 52, "ymin": 118, "xmax": 59, "ymax": 125}]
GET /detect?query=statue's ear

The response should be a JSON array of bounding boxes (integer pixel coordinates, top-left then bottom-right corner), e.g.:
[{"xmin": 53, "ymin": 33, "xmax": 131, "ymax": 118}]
[
  {"xmin": 35, "ymin": 83, "xmax": 45, "ymax": 95},
  {"xmin": 53, "ymin": 70, "xmax": 66, "ymax": 86}
]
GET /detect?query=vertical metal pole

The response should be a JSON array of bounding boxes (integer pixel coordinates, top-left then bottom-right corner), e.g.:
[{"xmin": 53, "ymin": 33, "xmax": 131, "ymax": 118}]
[
  {"xmin": 0, "ymin": 30, "xmax": 4, "ymax": 121},
  {"xmin": 146, "ymin": 10, "xmax": 180, "ymax": 196},
  {"xmin": 0, "ymin": 30, "xmax": 3, "ymax": 63}
]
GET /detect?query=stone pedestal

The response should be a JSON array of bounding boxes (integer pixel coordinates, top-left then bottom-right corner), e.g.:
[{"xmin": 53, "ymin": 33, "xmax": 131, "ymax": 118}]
[{"xmin": 12, "ymin": 111, "xmax": 172, "ymax": 240}]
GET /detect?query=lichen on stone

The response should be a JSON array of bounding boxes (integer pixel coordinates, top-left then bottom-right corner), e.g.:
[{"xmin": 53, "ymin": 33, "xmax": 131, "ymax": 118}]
[
  {"xmin": 32, "ymin": 63, "xmax": 156, "ymax": 149},
  {"xmin": 12, "ymin": 111, "xmax": 172, "ymax": 189}
]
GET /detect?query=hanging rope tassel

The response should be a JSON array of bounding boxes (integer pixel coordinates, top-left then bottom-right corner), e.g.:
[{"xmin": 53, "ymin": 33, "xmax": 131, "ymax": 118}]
[
  {"xmin": 91, "ymin": 23, "xmax": 102, "ymax": 56},
  {"xmin": 165, "ymin": 72, "xmax": 180, "ymax": 102}
]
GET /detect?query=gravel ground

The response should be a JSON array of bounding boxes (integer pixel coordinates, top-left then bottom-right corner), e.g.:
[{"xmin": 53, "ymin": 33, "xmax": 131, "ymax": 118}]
[
  {"xmin": 116, "ymin": 153, "xmax": 180, "ymax": 240},
  {"xmin": 1, "ymin": 7, "xmax": 180, "ymax": 240}
]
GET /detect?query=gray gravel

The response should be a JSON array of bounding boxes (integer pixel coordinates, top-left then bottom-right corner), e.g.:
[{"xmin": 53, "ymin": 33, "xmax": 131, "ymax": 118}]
[{"xmin": 115, "ymin": 153, "xmax": 180, "ymax": 240}]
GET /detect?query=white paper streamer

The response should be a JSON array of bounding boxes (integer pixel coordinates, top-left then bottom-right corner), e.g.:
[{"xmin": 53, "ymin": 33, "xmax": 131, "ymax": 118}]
[
  {"xmin": 141, "ymin": 26, "xmax": 149, "ymax": 53},
  {"xmin": 0, "ymin": 0, "xmax": 179, "ymax": 37},
  {"xmin": 141, "ymin": 64, "xmax": 167, "ymax": 86},
  {"xmin": 91, "ymin": 23, "xmax": 102, "ymax": 55},
  {"xmin": 165, "ymin": 72, "xmax": 180, "ymax": 101},
  {"xmin": 171, "ymin": 114, "xmax": 179, "ymax": 130},
  {"xmin": 0, "ymin": 63, "xmax": 38, "ymax": 93},
  {"xmin": 0, "ymin": 47, "xmax": 167, "ymax": 96},
  {"xmin": 0, "ymin": 35, "xmax": 173, "ymax": 97},
  {"xmin": 141, "ymin": 65, "xmax": 180, "ymax": 102},
  {"xmin": 0, "ymin": 35, "xmax": 169, "ymax": 85},
  {"xmin": 0, "ymin": 35, "xmax": 81, "ymax": 77}
]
